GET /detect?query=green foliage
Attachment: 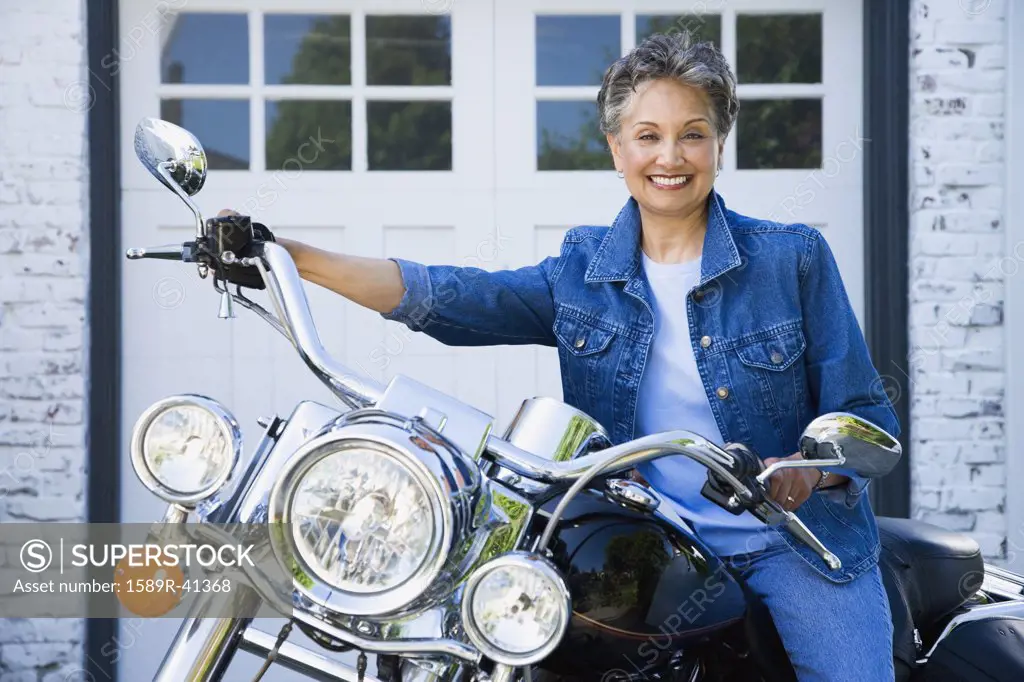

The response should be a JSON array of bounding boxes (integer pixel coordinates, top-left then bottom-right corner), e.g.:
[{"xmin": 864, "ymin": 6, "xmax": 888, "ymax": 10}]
[
  {"xmin": 537, "ymin": 104, "xmax": 611, "ymax": 172},
  {"xmin": 266, "ymin": 101, "xmax": 353, "ymax": 171},
  {"xmin": 636, "ymin": 14, "xmax": 722, "ymax": 47},
  {"xmin": 264, "ymin": 15, "xmax": 452, "ymax": 171}
]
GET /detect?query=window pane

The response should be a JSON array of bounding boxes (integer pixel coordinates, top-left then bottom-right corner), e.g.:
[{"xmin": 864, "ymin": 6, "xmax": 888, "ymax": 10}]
[
  {"xmin": 265, "ymin": 101, "xmax": 352, "ymax": 171},
  {"xmin": 366, "ymin": 16, "xmax": 451, "ymax": 86},
  {"xmin": 737, "ymin": 14, "xmax": 822, "ymax": 84},
  {"xmin": 160, "ymin": 99, "xmax": 250, "ymax": 170},
  {"xmin": 737, "ymin": 99, "xmax": 821, "ymax": 169},
  {"xmin": 536, "ymin": 16, "xmax": 620, "ymax": 86},
  {"xmin": 161, "ymin": 14, "xmax": 248, "ymax": 84},
  {"xmin": 636, "ymin": 14, "xmax": 721, "ymax": 48},
  {"xmin": 536, "ymin": 101, "xmax": 610, "ymax": 171},
  {"xmin": 368, "ymin": 101, "xmax": 451, "ymax": 170},
  {"xmin": 265, "ymin": 15, "xmax": 351, "ymax": 85}
]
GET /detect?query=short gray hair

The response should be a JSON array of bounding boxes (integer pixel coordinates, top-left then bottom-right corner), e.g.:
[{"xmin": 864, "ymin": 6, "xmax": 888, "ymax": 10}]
[{"xmin": 597, "ymin": 31, "xmax": 739, "ymax": 140}]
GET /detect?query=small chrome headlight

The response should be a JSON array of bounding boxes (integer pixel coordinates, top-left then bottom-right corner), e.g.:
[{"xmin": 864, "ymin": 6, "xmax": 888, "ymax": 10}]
[
  {"xmin": 129, "ymin": 395, "xmax": 241, "ymax": 506},
  {"xmin": 462, "ymin": 552, "xmax": 571, "ymax": 666}
]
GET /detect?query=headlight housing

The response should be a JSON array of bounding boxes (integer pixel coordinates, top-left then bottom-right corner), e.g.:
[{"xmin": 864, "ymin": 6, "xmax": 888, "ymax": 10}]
[
  {"xmin": 461, "ymin": 552, "xmax": 571, "ymax": 666},
  {"xmin": 269, "ymin": 419, "xmax": 468, "ymax": 617},
  {"xmin": 129, "ymin": 395, "xmax": 241, "ymax": 506}
]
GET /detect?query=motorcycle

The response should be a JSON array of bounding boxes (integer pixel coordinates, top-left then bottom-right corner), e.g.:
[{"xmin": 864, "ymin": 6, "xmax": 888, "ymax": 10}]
[{"xmin": 125, "ymin": 117, "xmax": 1024, "ymax": 682}]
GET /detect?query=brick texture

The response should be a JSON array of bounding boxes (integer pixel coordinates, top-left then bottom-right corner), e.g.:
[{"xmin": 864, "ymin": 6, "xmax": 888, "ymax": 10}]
[
  {"xmin": 909, "ymin": 0, "xmax": 1008, "ymax": 560},
  {"xmin": 0, "ymin": 0, "xmax": 88, "ymax": 675}
]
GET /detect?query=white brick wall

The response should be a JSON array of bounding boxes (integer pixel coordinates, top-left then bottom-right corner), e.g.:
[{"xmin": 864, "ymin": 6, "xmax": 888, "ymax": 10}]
[
  {"xmin": 910, "ymin": 0, "xmax": 1009, "ymax": 559},
  {"xmin": 0, "ymin": 0, "xmax": 89, "ymax": 676}
]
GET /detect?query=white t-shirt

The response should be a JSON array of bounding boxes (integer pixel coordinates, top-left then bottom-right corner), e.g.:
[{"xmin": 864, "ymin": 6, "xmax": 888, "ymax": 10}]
[{"xmin": 635, "ymin": 250, "xmax": 778, "ymax": 557}]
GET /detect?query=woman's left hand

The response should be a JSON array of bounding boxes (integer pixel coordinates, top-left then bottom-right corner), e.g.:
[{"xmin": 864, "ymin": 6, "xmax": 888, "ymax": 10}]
[{"xmin": 762, "ymin": 453, "xmax": 821, "ymax": 512}]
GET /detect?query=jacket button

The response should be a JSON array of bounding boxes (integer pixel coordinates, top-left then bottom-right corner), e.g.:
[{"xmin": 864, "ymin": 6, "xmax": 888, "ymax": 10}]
[
  {"xmin": 574, "ymin": 337, "xmax": 586, "ymax": 349},
  {"xmin": 716, "ymin": 386, "xmax": 729, "ymax": 399},
  {"xmin": 693, "ymin": 289, "xmax": 705, "ymax": 301},
  {"xmin": 700, "ymin": 335, "xmax": 712, "ymax": 348},
  {"xmin": 770, "ymin": 351, "xmax": 784, "ymax": 365}
]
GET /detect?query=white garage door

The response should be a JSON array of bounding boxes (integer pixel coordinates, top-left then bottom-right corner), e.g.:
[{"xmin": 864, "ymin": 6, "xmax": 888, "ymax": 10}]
[{"xmin": 117, "ymin": 0, "xmax": 861, "ymax": 678}]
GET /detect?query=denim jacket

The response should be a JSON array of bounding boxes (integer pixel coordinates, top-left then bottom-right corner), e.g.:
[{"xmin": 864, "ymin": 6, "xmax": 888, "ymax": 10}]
[{"xmin": 383, "ymin": 191, "xmax": 901, "ymax": 583}]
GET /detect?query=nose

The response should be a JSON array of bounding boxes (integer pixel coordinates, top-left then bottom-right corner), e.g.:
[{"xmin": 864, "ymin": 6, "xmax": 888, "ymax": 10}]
[{"xmin": 655, "ymin": 138, "xmax": 684, "ymax": 169}]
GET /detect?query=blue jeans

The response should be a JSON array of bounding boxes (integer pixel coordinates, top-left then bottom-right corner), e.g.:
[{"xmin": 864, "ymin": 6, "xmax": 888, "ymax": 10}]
[{"xmin": 724, "ymin": 542, "xmax": 895, "ymax": 682}]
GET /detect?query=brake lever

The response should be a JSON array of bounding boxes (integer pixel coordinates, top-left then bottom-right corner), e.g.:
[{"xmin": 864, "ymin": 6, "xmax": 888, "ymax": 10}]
[
  {"xmin": 708, "ymin": 442, "xmax": 843, "ymax": 570},
  {"xmin": 753, "ymin": 499, "xmax": 842, "ymax": 570},
  {"xmin": 126, "ymin": 242, "xmax": 196, "ymax": 262}
]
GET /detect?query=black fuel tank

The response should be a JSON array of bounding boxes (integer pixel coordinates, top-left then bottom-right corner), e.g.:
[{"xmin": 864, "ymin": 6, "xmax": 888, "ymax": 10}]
[{"xmin": 535, "ymin": 486, "xmax": 747, "ymax": 678}]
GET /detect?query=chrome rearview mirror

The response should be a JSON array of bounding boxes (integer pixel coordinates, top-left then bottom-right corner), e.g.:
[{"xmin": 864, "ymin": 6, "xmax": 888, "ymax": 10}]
[
  {"xmin": 798, "ymin": 412, "xmax": 902, "ymax": 478},
  {"xmin": 134, "ymin": 117, "xmax": 208, "ymax": 236}
]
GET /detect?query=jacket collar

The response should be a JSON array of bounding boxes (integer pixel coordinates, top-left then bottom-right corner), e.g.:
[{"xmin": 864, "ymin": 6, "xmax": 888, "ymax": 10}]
[{"xmin": 584, "ymin": 190, "xmax": 743, "ymax": 286}]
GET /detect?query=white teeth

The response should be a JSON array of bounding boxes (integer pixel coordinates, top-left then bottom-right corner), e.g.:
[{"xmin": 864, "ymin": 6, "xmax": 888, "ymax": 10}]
[{"xmin": 650, "ymin": 175, "xmax": 690, "ymax": 186}]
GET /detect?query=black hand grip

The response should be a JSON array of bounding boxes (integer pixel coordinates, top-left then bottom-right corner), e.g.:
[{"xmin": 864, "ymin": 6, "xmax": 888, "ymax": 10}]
[
  {"xmin": 207, "ymin": 214, "xmax": 255, "ymax": 257},
  {"xmin": 202, "ymin": 215, "xmax": 277, "ymax": 290},
  {"xmin": 700, "ymin": 442, "xmax": 767, "ymax": 514}
]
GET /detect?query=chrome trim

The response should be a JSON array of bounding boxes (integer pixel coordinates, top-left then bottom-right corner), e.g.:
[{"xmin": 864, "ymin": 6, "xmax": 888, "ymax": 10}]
[
  {"xmin": 981, "ymin": 563, "xmax": 1024, "ymax": 600},
  {"xmin": 376, "ymin": 374, "xmax": 495, "ymax": 463},
  {"xmin": 502, "ymin": 397, "xmax": 610, "ymax": 463},
  {"xmin": 605, "ymin": 478, "xmax": 660, "ymax": 513},
  {"xmin": 134, "ymin": 117, "xmax": 207, "ymax": 237},
  {"xmin": 257, "ymin": 243, "xmax": 384, "ymax": 410},
  {"xmin": 798, "ymin": 411, "xmax": 902, "ymax": 478},
  {"xmin": 239, "ymin": 627, "xmax": 384, "ymax": 682},
  {"xmin": 235, "ymin": 401, "xmax": 343, "ymax": 524},
  {"xmin": 531, "ymin": 431, "xmax": 747, "ymax": 551},
  {"xmin": 489, "ymin": 665, "xmax": 517, "ymax": 682},
  {"xmin": 923, "ymin": 600, "xmax": 1024, "ymax": 659},
  {"xmin": 153, "ymin": 584, "xmax": 262, "ymax": 681},
  {"xmin": 161, "ymin": 504, "xmax": 189, "ymax": 524},
  {"xmin": 484, "ymin": 430, "xmax": 738, "ymax": 486},
  {"xmin": 267, "ymin": 417, "xmax": 481, "ymax": 617},
  {"xmin": 756, "ymin": 456, "xmax": 845, "ymax": 486},
  {"xmin": 125, "ymin": 243, "xmax": 185, "ymax": 260},
  {"xmin": 460, "ymin": 552, "xmax": 571, "ymax": 667},
  {"xmin": 129, "ymin": 394, "xmax": 242, "ymax": 507},
  {"xmin": 292, "ymin": 610, "xmax": 482, "ymax": 664}
]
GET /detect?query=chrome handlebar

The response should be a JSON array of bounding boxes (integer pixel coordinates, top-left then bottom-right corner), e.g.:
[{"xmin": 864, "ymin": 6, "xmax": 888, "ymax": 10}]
[
  {"xmin": 127, "ymin": 238, "xmax": 844, "ymax": 571},
  {"xmin": 255, "ymin": 243, "xmax": 384, "ymax": 410}
]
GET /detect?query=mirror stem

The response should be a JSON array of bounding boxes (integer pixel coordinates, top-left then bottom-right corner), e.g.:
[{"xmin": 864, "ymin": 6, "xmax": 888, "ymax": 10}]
[
  {"xmin": 158, "ymin": 163, "xmax": 206, "ymax": 238},
  {"xmin": 755, "ymin": 455, "xmax": 846, "ymax": 486}
]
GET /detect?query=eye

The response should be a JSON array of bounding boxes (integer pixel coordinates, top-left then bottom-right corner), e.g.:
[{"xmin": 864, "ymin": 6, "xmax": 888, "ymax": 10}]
[
  {"xmin": 638, "ymin": 133, "xmax": 658, "ymax": 141},
  {"xmin": 683, "ymin": 132, "xmax": 706, "ymax": 140}
]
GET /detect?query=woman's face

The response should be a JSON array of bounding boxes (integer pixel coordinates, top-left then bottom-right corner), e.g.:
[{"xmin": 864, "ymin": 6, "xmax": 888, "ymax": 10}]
[{"xmin": 607, "ymin": 78, "xmax": 723, "ymax": 219}]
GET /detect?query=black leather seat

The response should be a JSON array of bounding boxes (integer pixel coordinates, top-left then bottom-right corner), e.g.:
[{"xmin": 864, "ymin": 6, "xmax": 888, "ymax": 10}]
[
  {"xmin": 877, "ymin": 517, "xmax": 984, "ymax": 680},
  {"xmin": 877, "ymin": 517, "xmax": 984, "ymax": 628}
]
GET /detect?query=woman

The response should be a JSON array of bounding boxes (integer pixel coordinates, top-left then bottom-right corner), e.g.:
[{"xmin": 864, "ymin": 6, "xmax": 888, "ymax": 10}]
[{"xmin": 224, "ymin": 32, "xmax": 899, "ymax": 681}]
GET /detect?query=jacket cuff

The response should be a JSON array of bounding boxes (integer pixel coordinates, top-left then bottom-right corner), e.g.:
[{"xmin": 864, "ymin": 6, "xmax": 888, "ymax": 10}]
[
  {"xmin": 381, "ymin": 258, "xmax": 433, "ymax": 329},
  {"xmin": 822, "ymin": 466, "xmax": 869, "ymax": 508}
]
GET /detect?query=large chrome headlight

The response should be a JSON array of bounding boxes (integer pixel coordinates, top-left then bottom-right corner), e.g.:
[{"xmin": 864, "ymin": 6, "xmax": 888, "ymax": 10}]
[
  {"xmin": 129, "ymin": 395, "xmax": 241, "ymax": 506},
  {"xmin": 462, "ymin": 552, "xmax": 571, "ymax": 666},
  {"xmin": 269, "ymin": 419, "xmax": 471, "ymax": 616}
]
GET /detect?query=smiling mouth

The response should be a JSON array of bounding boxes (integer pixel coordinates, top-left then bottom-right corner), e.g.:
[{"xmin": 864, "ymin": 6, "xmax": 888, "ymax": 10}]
[{"xmin": 648, "ymin": 175, "xmax": 692, "ymax": 189}]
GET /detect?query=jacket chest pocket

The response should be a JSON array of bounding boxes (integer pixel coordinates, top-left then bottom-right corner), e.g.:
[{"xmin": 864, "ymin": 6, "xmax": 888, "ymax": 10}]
[
  {"xmin": 553, "ymin": 311, "xmax": 616, "ymax": 405},
  {"xmin": 730, "ymin": 326, "xmax": 807, "ymax": 417}
]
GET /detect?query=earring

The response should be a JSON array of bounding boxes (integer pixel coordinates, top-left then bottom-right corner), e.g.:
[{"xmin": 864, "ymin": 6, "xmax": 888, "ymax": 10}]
[
  {"xmin": 716, "ymin": 167, "xmax": 721, "ymax": 178},
  {"xmin": 617, "ymin": 170, "xmax": 624, "ymax": 178}
]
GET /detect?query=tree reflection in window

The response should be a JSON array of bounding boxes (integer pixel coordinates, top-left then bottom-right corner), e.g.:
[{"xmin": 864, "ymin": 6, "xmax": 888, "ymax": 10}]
[
  {"xmin": 537, "ymin": 101, "xmax": 611, "ymax": 171},
  {"xmin": 263, "ymin": 15, "xmax": 452, "ymax": 171},
  {"xmin": 266, "ymin": 101, "xmax": 352, "ymax": 171},
  {"xmin": 636, "ymin": 15, "xmax": 721, "ymax": 48}
]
